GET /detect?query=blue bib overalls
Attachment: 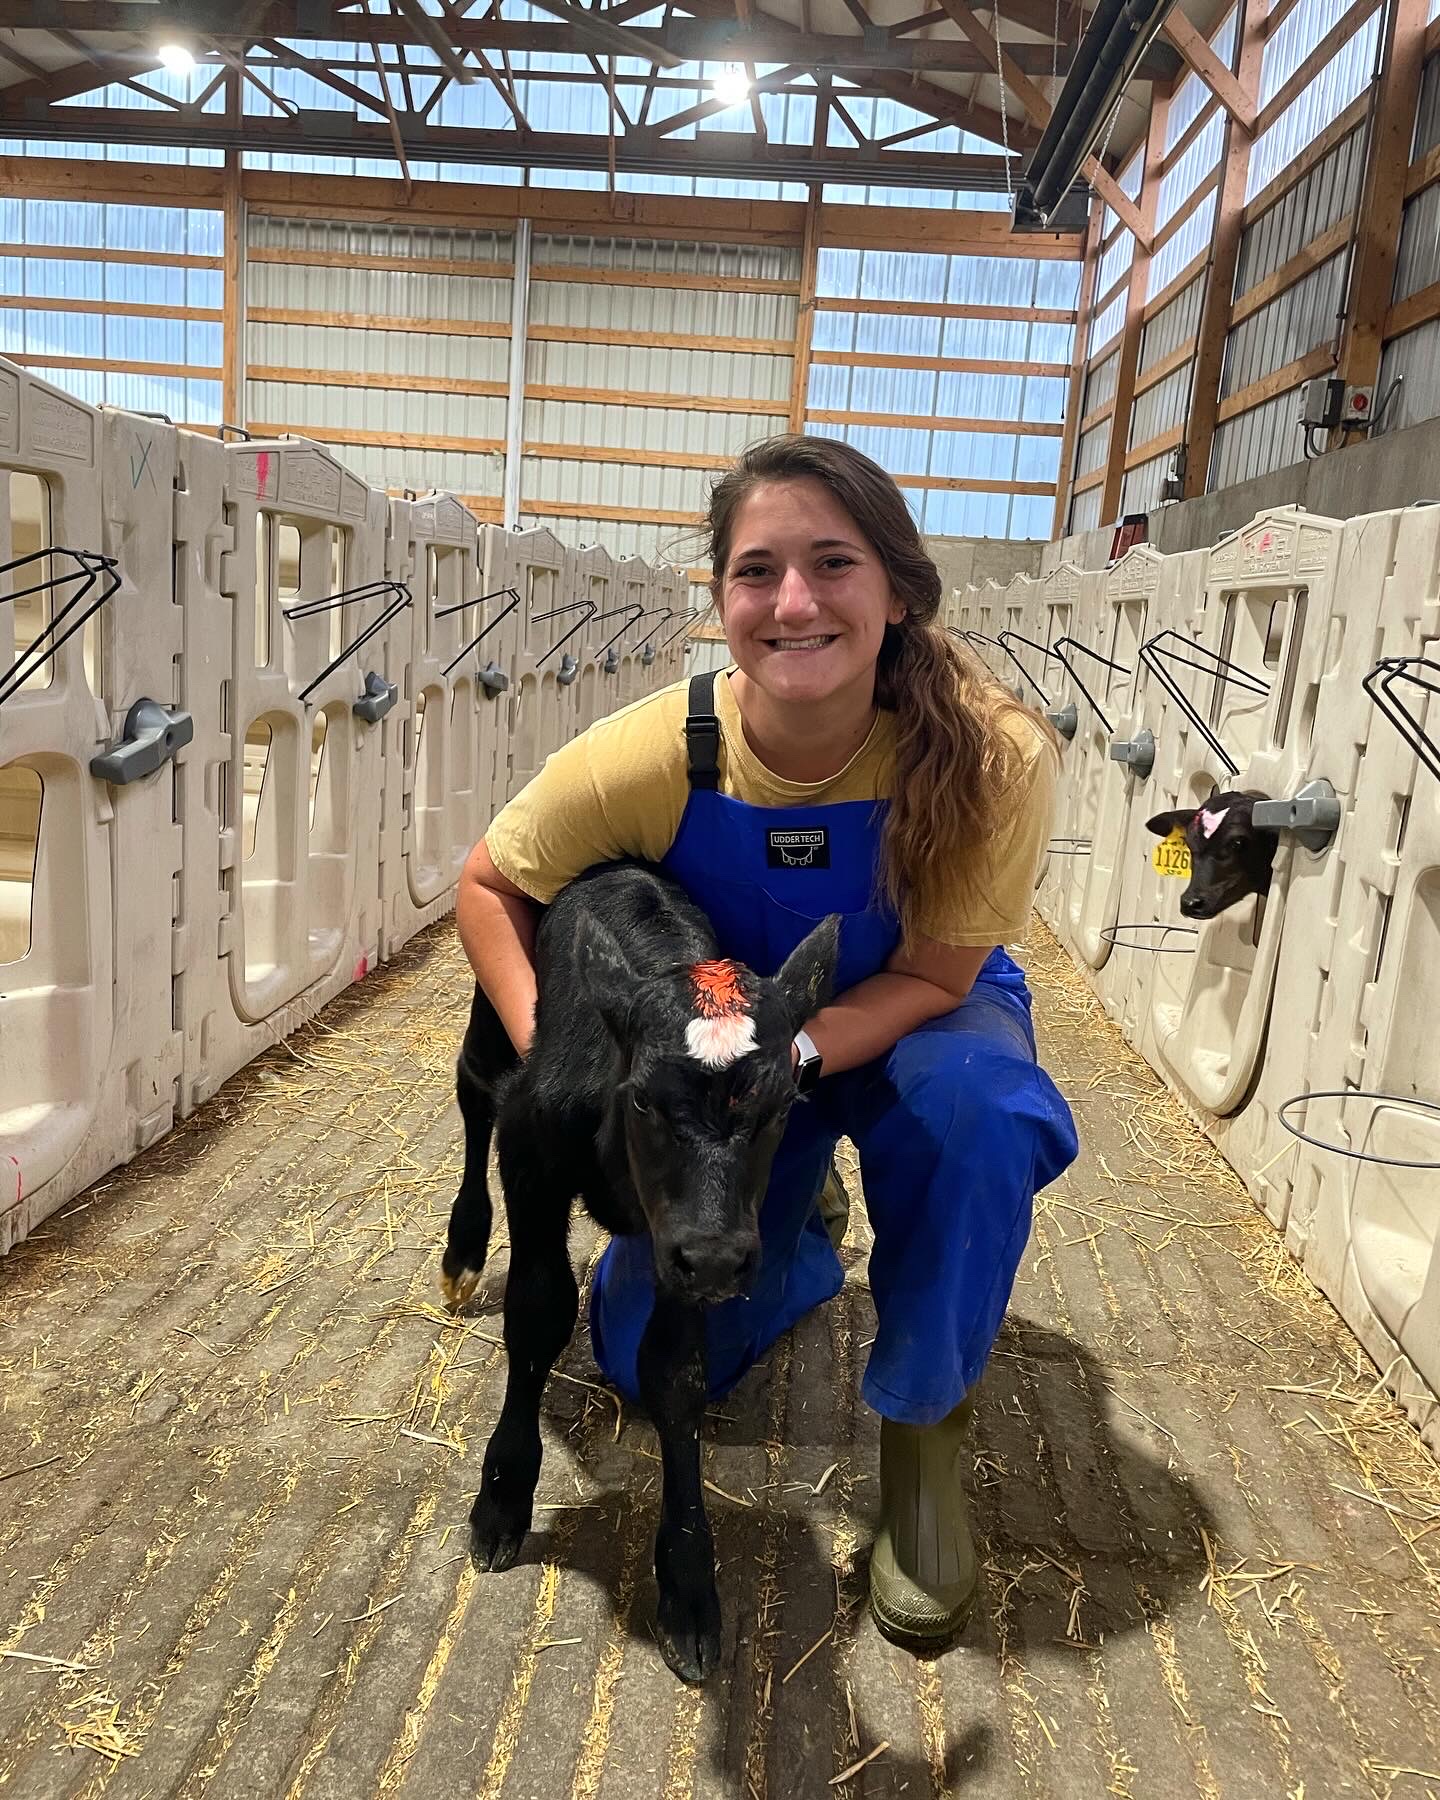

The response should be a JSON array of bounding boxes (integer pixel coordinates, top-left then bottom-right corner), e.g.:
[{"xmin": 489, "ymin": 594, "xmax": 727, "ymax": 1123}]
[{"xmin": 589, "ymin": 671, "xmax": 1079, "ymax": 1427}]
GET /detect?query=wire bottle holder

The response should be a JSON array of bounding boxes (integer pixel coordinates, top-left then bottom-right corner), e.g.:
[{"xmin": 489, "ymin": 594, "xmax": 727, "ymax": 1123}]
[
  {"xmin": 0, "ymin": 547, "xmax": 122, "ymax": 711},
  {"xmin": 281, "ymin": 580, "xmax": 414, "ymax": 705},
  {"xmin": 1097, "ymin": 921, "xmax": 1199, "ymax": 954},
  {"xmin": 1049, "ymin": 634, "xmax": 1133, "ymax": 737},
  {"xmin": 1362, "ymin": 654, "xmax": 1440, "ymax": 787},
  {"xmin": 950, "ymin": 628, "xmax": 1052, "ymax": 708},
  {"xmin": 1137, "ymin": 630, "xmax": 1270, "ymax": 779},
  {"xmin": 432, "ymin": 586, "xmax": 522, "ymax": 680},
  {"xmin": 1276, "ymin": 1089, "xmax": 1440, "ymax": 1171}
]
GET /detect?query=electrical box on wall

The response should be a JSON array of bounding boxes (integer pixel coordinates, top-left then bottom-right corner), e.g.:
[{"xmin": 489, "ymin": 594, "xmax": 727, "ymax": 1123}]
[{"xmin": 1299, "ymin": 377, "xmax": 1345, "ymax": 429}]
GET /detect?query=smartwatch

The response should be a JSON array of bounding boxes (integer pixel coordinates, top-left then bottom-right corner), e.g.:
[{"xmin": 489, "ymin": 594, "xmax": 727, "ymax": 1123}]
[{"xmin": 791, "ymin": 1028, "xmax": 823, "ymax": 1097}]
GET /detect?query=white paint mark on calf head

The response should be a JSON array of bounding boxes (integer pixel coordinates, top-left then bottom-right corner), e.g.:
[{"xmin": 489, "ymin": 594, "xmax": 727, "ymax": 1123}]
[
  {"xmin": 1199, "ymin": 805, "xmax": 1229, "ymax": 840},
  {"xmin": 685, "ymin": 1012, "xmax": 759, "ymax": 1069}
]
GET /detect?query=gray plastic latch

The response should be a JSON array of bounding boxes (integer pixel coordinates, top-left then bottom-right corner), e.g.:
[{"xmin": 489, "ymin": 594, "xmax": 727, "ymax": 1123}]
[
  {"xmin": 90, "ymin": 698, "xmax": 194, "ymax": 785},
  {"xmin": 1045, "ymin": 700, "xmax": 1078, "ymax": 740},
  {"xmin": 1108, "ymin": 728, "xmax": 1155, "ymax": 779},
  {"xmin": 602, "ymin": 648, "xmax": 620, "ymax": 675},
  {"xmin": 641, "ymin": 643, "xmax": 656, "ymax": 666},
  {"xmin": 478, "ymin": 659, "xmax": 509, "ymax": 696},
  {"xmin": 352, "ymin": 671, "xmax": 397, "ymax": 723},
  {"xmin": 1251, "ymin": 777, "xmax": 1342, "ymax": 852},
  {"xmin": 557, "ymin": 652, "xmax": 579, "ymax": 687}
]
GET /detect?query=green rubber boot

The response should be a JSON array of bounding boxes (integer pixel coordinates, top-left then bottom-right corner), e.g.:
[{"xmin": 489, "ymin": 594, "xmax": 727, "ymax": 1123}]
[
  {"xmin": 869, "ymin": 1392, "xmax": 980, "ymax": 1651},
  {"xmin": 818, "ymin": 1157, "xmax": 850, "ymax": 1253}
]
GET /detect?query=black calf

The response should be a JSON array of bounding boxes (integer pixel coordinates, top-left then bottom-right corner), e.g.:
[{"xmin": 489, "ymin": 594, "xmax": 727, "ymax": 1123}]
[
  {"xmin": 443, "ymin": 861, "xmax": 838, "ymax": 1682},
  {"xmin": 1145, "ymin": 789, "xmax": 1280, "ymax": 920}
]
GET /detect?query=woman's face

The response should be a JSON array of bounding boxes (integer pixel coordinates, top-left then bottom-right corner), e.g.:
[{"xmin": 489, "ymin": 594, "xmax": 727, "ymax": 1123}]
[{"xmin": 716, "ymin": 477, "xmax": 906, "ymax": 709}]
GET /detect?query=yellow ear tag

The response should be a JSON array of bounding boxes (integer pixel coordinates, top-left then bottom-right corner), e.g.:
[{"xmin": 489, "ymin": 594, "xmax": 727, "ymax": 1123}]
[{"xmin": 1152, "ymin": 826, "xmax": 1192, "ymax": 878}]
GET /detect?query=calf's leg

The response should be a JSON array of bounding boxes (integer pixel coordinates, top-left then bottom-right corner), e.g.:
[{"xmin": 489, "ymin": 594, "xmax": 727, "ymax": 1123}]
[
  {"xmin": 469, "ymin": 1117, "xmax": 578, "ymax": 1573},
  {"xmin": 440, "ymin": 1051, "xmax": 494, "ymax": 1309},
  {"xmin": 638, "ymin": 1292, "xmax": 721, "ymax": 1684}
]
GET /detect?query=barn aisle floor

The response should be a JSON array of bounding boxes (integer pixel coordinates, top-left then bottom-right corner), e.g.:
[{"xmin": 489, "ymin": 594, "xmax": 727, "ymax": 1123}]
[{"xmin": 3, "ymin": 921, "xmax": 1439, "ymax": 1800}]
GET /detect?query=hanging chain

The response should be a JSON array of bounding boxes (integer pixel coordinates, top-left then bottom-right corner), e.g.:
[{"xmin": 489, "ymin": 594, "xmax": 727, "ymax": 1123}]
[{"xmin": 993, "ymin": 0, "xmax": 1015, "ymax": 205}]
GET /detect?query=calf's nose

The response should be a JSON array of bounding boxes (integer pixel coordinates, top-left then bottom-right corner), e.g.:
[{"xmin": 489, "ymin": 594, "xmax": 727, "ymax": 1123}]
[{"xmin": 665, "ymin": 1232, "xmax": 757, "ymax": 1301}]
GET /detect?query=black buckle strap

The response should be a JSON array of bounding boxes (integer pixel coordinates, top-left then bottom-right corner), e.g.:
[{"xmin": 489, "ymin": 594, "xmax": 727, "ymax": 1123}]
[{"xmin": 684, "ymin": 669, "xmax": 721, "ymax": 791}]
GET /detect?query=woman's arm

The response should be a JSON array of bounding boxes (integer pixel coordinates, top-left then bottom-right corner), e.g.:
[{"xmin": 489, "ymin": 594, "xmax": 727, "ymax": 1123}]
[
  {"xmin": 795, "ymin": 936, "xmax": 993, "ymax": 1077},
  {"xmin": 456, "ymin": 838, "xmax": 543, "ymax": 1056}
]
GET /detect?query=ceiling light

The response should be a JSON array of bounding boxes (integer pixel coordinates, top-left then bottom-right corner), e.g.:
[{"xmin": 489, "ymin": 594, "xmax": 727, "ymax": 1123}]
[
  {"xmin": 157, "ymin": 43, "xmax": 196, "ymax": 76},
  {"xmin": 712, "ymin": 63, "xmax": 751, "ymax": 107}
]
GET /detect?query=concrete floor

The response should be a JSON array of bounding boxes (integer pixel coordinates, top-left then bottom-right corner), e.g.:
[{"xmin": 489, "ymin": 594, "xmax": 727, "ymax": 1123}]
[{"xmin": 2, "ymin": 923, "xmax": 1439, "ymax": 1799}]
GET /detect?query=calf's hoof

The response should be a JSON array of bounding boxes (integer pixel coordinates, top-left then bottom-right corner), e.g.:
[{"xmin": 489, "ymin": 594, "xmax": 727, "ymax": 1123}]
[
  {"xmin": 469, "ymin": 1490, "xmax": 529, "ymax": 1574},
  {"xmin": 439, "ymin": 1256, "xmax": 483, "ymax": 1312},
  {"xmin": 656, "ymin": 1584, "xmax": 722, "ymax": 1685}
]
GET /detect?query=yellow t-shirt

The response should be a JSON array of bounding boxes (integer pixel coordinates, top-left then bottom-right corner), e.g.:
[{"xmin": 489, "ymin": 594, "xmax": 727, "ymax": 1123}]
[{"xmin": 486, "ymin": 671, "xmax": 1055, "ymax": 947}]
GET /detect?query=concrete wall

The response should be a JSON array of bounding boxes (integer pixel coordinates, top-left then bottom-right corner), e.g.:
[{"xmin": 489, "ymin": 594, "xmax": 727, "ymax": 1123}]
[
  {"xmin": 1041, "ymin": 412, "xmax": 1440, "ymax": 571},
  {"xmin": 928, "ymin": 534, "xmax": 1044, "ymax": 594}
]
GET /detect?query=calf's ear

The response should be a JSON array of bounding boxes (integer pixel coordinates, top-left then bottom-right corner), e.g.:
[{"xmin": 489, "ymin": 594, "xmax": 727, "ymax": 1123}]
[
  {"xmin": 773, "ymin": 914, "xmax": 840, "ymax": 1031},
  {"xmin": 573, "ymin": 911, "xmax": 637, "ymax": 1044},
  {"xmin": 1145, "ymin": 808, "xmax": 1193, "ymax": 838}
]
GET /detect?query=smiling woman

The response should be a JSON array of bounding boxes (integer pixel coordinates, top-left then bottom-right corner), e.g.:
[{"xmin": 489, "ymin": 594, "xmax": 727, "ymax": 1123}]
[{"xmin": 455, "ymin": 432, "xmax": 1079, "ymax": 1658}]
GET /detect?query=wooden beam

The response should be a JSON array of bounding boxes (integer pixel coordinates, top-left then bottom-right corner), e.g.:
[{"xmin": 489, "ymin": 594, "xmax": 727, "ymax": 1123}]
[
  {"xmin": 222, "ymin": 146, "xmax": 244, "ymax": 431},
  {"xmin": 1385, "ymin": 274, "xmax": 1440, "ymax": 339},
  {"xmin": 808, "ymin": 409, "xmax": 1064, "ymax": 435},
  {"xmin": 812, "ymin": 351, "xmax": 1070, "ymax": 376},
  {"xmin": 788, "ymin": 187, "xmax": 821, "ymax": 433},
  {"xmin": 1161, "ymin": 10, "xmax": 1257, "ymax": 130},
  {"xmin": 1150, "ymin": 168, "xmax": 1221, "ymax": 253},
  {"xmin": 1214, "ymin": 344, "xmax": 1334, "ymax": 423},
  {"xmin": 1253, "ymin": 0, "xmax": 1380, "ymax": 137},
  {"xmin": 1054, "ymin": 196, "xmax": 1103, "ymax": 538},
  {"xmin": 1100, "ymin": 77, "xmax": 1170, "ymax": 525},
  {"xmin": 1080, "ymin": 397, "xmax": 1116, "ymax": 435},
  {"xmin": 247, "ymin": 306, "xmax": 794, "ymax": 356},
  {"xmin": 1332, "ymin": 0, "xmax": 1429, "ymax": 431},
  {"xmin": 12, "ymin": 354, "xmax": 224, "ymax": 379},
  {"xmin": 0, "ymin": 240, "xmax": 222, "ymax": 271},
  {"xmin": 1183, "ymin": 0, "xmax": 1268, "ymax": 499},
  {"xmin": 1405, "ymin": 139, "xmax": 1440, "ymax": 199},
  {"xmin": 1, "ymin": 157, "xmax": 1079, "ymax": 259},
  {"xmin": 1243, "ymin": 94, "xmax": 1367, "ymax": 220},
  {"xmin": 0, "ymin": 294, "xmax": 222, "ymax": 323},
  {"xmin": 1124, "ymin": 422, "xmax": 1184, "ymax": 470},
  {"xmin": 1230, "ymin": 216, "xmax": 1353, "ymax": 325},
  {"xmin": 1160, "ymin": 95, "xmax": 1220, "ymax": 173},
  {"xmin": 249, "ymin": 365, "xmax": 792, "ymax": 414},
  {"xmin": 1132, "ymin": 335, "xmax": 1198, "ymax": 396},
  {"xmin": 1142, "ymin": 249, "xmax": 1210, "ymax": 320},
  {"xmin": 813, "ymin": 297, "xmax": 1076, "ymax": 323}
]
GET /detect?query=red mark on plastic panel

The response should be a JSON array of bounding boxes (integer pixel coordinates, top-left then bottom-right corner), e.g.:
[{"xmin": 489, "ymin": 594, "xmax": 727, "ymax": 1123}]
[
  {"xmin": 7, "ymin": 1155, "xmax": 19, "ymax": 1206},
  {"xmin": 353, "ymin": 955, "xmax": 370, "ymax": 982},
  {"xmin": 256, "ymin": 450, "xmax": 271, "ymax": 496}
]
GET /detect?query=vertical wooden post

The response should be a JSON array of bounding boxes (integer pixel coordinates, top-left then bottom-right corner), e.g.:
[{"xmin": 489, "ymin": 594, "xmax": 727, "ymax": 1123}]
[
  {"xmin": 1182, "ymin": 0, "xmax": 1268, "ymax": 498},
  {"xmin": 1099, "ymin": 83, "xmax": 1171, "ymax": 527},
  {"xmin": 1053, "ymin": 195, "xmax": 1104, "ymax": 540},
  {"xmin": 1333, "ymin": 0, "xmax": 1429, "ymax": 424},
  {"xmin": 788, "ymin": 186, "xmax": 822, "ymax": 435},
  {"xmin": 221, "ymin": 68, "xmax": 245, "ymax": 430}
]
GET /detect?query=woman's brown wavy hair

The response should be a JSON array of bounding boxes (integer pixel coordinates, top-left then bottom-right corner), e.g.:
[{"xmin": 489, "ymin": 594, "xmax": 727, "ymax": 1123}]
[{"xmin": 706, "ymin": 434, "xmax": 1049, "ymax": 947}]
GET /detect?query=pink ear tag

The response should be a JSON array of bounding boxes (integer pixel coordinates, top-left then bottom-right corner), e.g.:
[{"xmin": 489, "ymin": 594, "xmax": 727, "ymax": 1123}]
[{"xmin": 1198, "ymin": 806, "xmax": 1228, "ymax": 839}]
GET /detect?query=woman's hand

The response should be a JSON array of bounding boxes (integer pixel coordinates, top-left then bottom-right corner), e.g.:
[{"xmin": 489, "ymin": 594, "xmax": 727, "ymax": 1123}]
[{"xmin": 793, "ymin": 935, "xmax": 994, "ymax": 1080}]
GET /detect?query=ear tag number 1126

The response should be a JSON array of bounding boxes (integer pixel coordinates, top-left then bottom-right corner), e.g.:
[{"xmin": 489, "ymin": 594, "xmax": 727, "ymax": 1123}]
[{"xmin": 1152, "ymin": 827, "xmax": 1192, "ymax": 878}]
